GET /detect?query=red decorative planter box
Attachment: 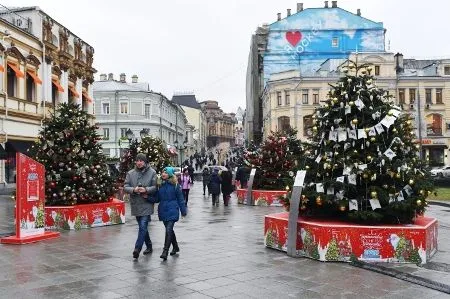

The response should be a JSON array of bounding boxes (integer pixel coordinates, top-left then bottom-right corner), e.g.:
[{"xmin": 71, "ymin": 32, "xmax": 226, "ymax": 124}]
[
  {"xmin": 236, "ymin": 188, "xmax": 287, "ymax": 206},
  {"xmin": 264, "ymin": 212, "xmax": 438, "ymax": 264},
  {"xmin": 45, "ymin": 199, "xmax": 125, "ymax": 230}
]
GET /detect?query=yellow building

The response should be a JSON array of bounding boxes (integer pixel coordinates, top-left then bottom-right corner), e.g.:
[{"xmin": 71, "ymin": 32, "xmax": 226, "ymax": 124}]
[
  {"xmin": 0, "ymin": 7, "xmax": 96, "ymax": 186},
  {"xmin": 200, "ymin": 100, "xmax": 236, "ymax": 149},
  {"xmin": 263, "ymin": 52, "xmax": 450, "ymax": 166}
]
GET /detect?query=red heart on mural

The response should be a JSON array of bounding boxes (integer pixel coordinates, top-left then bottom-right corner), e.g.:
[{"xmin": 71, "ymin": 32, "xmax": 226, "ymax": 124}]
[{"xmin": 286, "ymin": 31, "xmax": 302, "ymax": 47}]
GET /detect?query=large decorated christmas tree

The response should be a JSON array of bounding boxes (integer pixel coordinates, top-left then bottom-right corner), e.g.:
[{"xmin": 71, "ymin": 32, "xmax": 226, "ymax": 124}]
[
  {"xmin": 28, "ymin": 102, "xmax": 115, "ymax": 206},
  {"xmin": 298, "ymin": 62, "xmax": 433, "ymax": 224},
  {"xmin": 118, "ymin": 135, "xmax": 171, "ymax": 183},
  {"xmin": 244, "ymin": 129, "xmax": 305, "ymax": 190}
]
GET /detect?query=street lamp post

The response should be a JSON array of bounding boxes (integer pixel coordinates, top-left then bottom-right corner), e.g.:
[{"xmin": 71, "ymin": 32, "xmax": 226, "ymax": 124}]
[{"xmin": 174, "ymin": 138, "xmax": 188, "ymax": 166}]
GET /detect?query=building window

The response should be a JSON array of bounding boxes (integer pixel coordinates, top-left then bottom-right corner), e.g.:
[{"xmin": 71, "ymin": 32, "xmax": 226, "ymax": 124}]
[
  {"xmin": 6, "ymin": 64, "xmax": 17, "ymax": 97},
  {"xmin": 313, "ymin": 89, "xmax": 319, "ymax": 104},
  {"xmin": 120, "ymin": 102, "xmax": 129, "ymax": 114},
  {"xmin": 102, "ymin": 148, "xmax": 111, "ymax": 157},
  {"xmin": 436, "ymin": 88, "xmax": 443, "ymax": 104},
  {"xmin": 302, "ymin": 89, "xmax": 309, "ymax": 104},
  {"xmin": 102, "ymin": 102, "xmax": 110, "ymax": 115},
  {"xmin": 374, "ymin": 65, "xmax": 380, "ymax": 76},
  {"xmin": 303, "ymin": 115, "xmax": 313, "ymax": 137},
  {"xmin": 277, "ymin": 91, "xmax": 282, "ymax": 106},
  {"xmin": 278, "ymin": 116, "xmax": 290, "ymax": 132},
  {"xmin": 145, "ymin": 104, "xmax": 151, "ymax": 118},
  {"xmin": 332, "ymin": 37, "xmax": 339, "ymax": 48},
  {"xmin": 121, "ymin": 128, "xmax": 128, "ymax": 138},
  {"xmin": 398, "ymin": 89, "xmax": 405, "ymax": 105},
  {"xmin": 409, "ymin": 89, "xmax": 416, "ymax": 105},
  {"xmin": 425, "ymin": 89, "xmax": 432, "ymax": 104},
  {"xmin": 445, "ymin": 66, "xmax": 450, "ymax": 75},
  {"xmin": 103, "ymin": 128, "xmax": 110, "ymax": 140},
  {"xmin": 426, "ymin": 114, "xmax": 442, "ymax": 136},
  {"xmin": 26, "ymin": 72, "xmax": 36, "ymax": 102},
  {"xmin": 285, "ymin": 91, "xmax": 290, "ymax": 105}
]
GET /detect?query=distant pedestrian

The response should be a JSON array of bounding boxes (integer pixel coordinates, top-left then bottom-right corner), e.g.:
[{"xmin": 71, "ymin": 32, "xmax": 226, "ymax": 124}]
[
  {"xmin": 123, "ymin": 153, "xmax": 157, "ymax": 259},
  {"xmin": 202, "ymin": 166, "xmax": 211, "ymax": 196},
  {"xmin": 152, "ymin": 167, "xmax": 187, "ymax": 261},
  {"xmin": 180, "ymin": 168, "xmax": 193, "ymax": 206},
  {"xmin": 220, "ymin": 169, "xmax": 233, "ymax": 206},
  {"xmin": 208, "ymin": 168, "xmax": 221, "ymax": 206}
]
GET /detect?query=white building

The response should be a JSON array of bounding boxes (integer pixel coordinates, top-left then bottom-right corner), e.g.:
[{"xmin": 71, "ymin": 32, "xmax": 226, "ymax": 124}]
[{"xmin": 93, "ymin": 73, "xmax": 187, "ymax": 164}]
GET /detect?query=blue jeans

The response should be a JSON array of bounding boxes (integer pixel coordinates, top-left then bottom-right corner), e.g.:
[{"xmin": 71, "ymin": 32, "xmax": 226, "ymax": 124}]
[{"xmin": 135, "ymin": 215, "xmax": 152, "ymax": 251}]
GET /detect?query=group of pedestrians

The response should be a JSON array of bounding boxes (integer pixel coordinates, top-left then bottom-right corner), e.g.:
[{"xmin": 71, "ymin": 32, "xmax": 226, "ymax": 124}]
[
  {"xmin": 123, "ymin": 153, "xmax": 187, "ymax": 260},
  {"xmin": 201, "ymin": 166, "xmax": 233, "ymax": 206}
]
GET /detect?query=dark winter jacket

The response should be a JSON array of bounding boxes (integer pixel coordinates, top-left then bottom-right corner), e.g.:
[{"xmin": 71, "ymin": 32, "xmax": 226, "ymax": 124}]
[
  {"xmin": 221, "ymin": 170, "xmax": 233, "ymax": 195},
  {"xmin": 123, "ymin": 165, "xmax": 157, "ymax": 216},
  {"xmin": 208, "ymin": 171, "xmax": 221, "ymax": 195},
  {"xmin": 236, "ymin": 167, "xmax": 250, "ymax": 184},
  {"xmin": 153, "ymin": 180, "xmax": 187, "ymax": 222},
  {"xmin": 202, "ymin": 168, "xmax": 211, "ymax": 184}
]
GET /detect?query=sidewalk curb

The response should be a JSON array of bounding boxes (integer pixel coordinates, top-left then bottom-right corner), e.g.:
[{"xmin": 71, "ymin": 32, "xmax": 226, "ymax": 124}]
[
  {"xmin": 428, "ymin": 200, "xmax": 450, "ymax": 208},
  {"xmin": 350, "ymin": 260, "xmax": 450, "ymax": 294}
]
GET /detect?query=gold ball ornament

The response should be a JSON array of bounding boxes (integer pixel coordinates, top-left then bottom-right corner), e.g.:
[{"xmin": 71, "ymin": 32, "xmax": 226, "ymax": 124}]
[
  {"xmin": 305, "ymin": 165, "xmax": 310, "ymax": 170},
  {"xmin": 388, "ymin": 110, "xmax": 393, "ymax": 116},
  {"xmin": 407, "ymin": 120, "xmax": 412, "ymax": 125},
  {"xmin": 367, "ymin": 155, "xmax": 373, "ymax": 161},
  {"xmin": 285, "ymin": 186, "xmax": 290, "ymax": 191},
  {"xmin": 427, "ymin": 190, "xmax": 432, "ymax": 196},
  {"xmin": 352, "ymin": 118, "xmax": 358, "ymax": 125},
  {"xmin": 316, "ymin": 196, "xmax": 323, "ymax": 206},
  {"xmin": 332, "ymin": 97, "xmax": 338, "ymax": 103},
  {"xmin": 370, "ymin": 137, "xmax": 376, "ymax": 142},
  {"xmin": 339, "ymin": 205, "xmax": 346, "ymax": 212},
  {"xmin": 365, "ymin": 127, "xmax": 370, "ymax": 133},
  {"xmin": 395, "ymin": 173, "xmax": 401, "ymax": 179},
  {"xmin": 349, "ymin": 101, "xmax": 355, "ymax": 106},
  {"xmin": 383, "ymin": 184, "xmax": 389, "ymax": 189},
  {"xmin": 409, "ymin": 179, "xmax": 415, "ymax": 185},
  {"xmin": 313, "ymin": 126, "xmax": 318, "ymax": 132},
  {"xmin": 419, "ymin": 190, "xmax": 425, "ymax": 195},
  {"xmin": 370, "ymin": 191, "xmax": 378, "ymax": 198},
  {"xmin": 362, "ymin": 173, "xmax": 369, "ymax": 179},
  {"xmin": 416, "ymin": 199, "xmax": 422, "ymax": 206},
  {"xmin": 392, "ymin": 128, "xmax": 397, "ymax": 133}
]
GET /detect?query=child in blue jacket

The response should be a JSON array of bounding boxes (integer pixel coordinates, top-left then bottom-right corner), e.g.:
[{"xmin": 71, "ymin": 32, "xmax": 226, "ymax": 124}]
[{"xmin": 152, "ymin": 167, "xmax": 187, "ymax": 260}]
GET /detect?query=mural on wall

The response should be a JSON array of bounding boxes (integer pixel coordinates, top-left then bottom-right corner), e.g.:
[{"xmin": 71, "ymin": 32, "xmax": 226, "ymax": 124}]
[{"xmin": 264, "ymin": 8, "xmax": 385, "ymax": 82}]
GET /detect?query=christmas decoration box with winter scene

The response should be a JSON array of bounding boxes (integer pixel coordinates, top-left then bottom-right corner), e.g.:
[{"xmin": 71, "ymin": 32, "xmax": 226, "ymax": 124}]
[
  {"xmin": 236, "ymin": 188, "xmax": 287, "ymax": 206},
  {"xmin": 45, "ymin": 199, "xmax": 125, "ymax": 230},
  {"xmin": 264, "ymin": 212, "xmax": 438, "ymax": 264}
]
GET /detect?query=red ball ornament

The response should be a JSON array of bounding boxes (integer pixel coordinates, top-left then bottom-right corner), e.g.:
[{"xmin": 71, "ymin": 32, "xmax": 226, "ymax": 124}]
[{"xmin": 49, "ymin": 181, "xmax": 56, "ymax": 188}]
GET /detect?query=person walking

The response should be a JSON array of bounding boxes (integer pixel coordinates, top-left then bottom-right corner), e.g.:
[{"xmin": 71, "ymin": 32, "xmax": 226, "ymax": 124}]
[
  {"xmin": 153, "ymin": 167, "xmax": 187, "ymax": 261},
  {"xmin": 220, "ymin": 169, "xmax": 233, "ymax": 206},
  {"xmin": 208, "ymin": 168, "xmax": 221, "ymax": 206},
  {"xmin": 123, "ymin": 153, "xmax": 157, "ymax": 259},
  {"xmin": 201, "ymin": 166, "xmax": 211, "ymax": 196},
  {"xmin": 180, "ymin": 168, "xmax": 193, "ymax": 206}
]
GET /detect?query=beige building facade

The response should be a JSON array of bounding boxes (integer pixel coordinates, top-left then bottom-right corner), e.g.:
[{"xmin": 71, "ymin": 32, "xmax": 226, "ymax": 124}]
[{"xmin": 263, "ymin": 52, "xmax": 450, "ymax": 166}]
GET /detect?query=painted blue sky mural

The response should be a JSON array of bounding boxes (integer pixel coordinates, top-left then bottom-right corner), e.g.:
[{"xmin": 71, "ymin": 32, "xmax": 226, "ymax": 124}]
[{"xmin": 264, "ymin": 8, "xmax": 386, "ymax": 82}]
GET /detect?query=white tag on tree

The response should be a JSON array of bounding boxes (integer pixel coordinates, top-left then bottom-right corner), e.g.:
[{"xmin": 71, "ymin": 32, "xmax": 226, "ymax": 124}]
[
  {"xmin": 327, "ymin": 187, "xmax": 335, "ymax": 195},
  {"xmin": 250, "ymin": 169, "xmax": 256, "ymax": 176},
  {"xmin": 389, "ymin": 194, "xmax": 395, "ymax": 203},
  {"xmin": 358, "ymin": 129, "xmax": 367, "ymax": 139},
  {"xmin": 403, "ymin": 185, "xmax": 413, "ymax": 196},
  {"xmin": 391, "ymin": 109, "xmax": 401, "ymax": 117},
  {"xmin": 345, "ymin": 105, "xmax": 351, "ymax": 115},
  {"xmin": 329, "ymin": 131, "xmax": 338, "ymax": 142},
  {"xmin": 316, "ymin": 183, "xmax": 324, "ymax": 193},
  {"xmin": 355, "ymin": 98, "xmax": 365, "ymax": 110},
  {"xmin": 338, "ymin": 128, "xmax": 347, "ymax": 142},
  {"xmin": 336, "ymin": 176, "xmax": 345, "ymax": 183},
  {"xmin": 384, "ymin": 149, "xmax": 396, "ymax": 160},
  {"xmin": 315, "ymin": 154, "xmax": 322, "ymax": 163},
  {"xmin": 358, "ymin": 164, "xmax": 367, "ymax": 170},
  {"xmin": 369, "ymin": 199, "xmax": 382, "ymax": 210},
  {"xmin": 349, "ymin": 199, "xmax": 358, "ymax": 211},
  {"xmin": 397, "ymin": 191, "xmax": 404, "ymax": 201},
  {"xmin": 372, "ymin": 111, "xmax": 381, "ymax": 120},
  {"xmin": 348, "ymin": 129, "xmax": 357, "ymax": 140},
  {"xmin": 375, "ymin": 123, "xmax": 385, "ymax": 134},
  {"xmin": 293, "ymin": 170, "xmax": 306, "ymax": 187},
  {"xmin": 336, "ymin": 190, "xmax": 344, "ymax": 200},
  {"xmin": 348, "ymin": 174, "xmax": 357, "ymax": 185},
  {"xmin": 368, "ymin": 127, "xmax": 377, "ymax": 136},
  {"xmin": 343, "ymin": 167, "xmax": 351, "ymax": 176}
]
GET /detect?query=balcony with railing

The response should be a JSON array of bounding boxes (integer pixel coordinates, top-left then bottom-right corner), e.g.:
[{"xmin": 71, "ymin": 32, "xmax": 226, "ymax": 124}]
[{"xmin": 0, "ymin": 5, "xmax": 33, "ymax": 34}]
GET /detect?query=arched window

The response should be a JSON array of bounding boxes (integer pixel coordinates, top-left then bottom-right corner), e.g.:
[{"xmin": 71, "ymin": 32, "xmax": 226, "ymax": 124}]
[
  {"xmin": 278, "ymin": 116, "xmax": 290, "ymax": 132},
  {"xmin": 303, "ymin": 115, "xmax": 313, "ymax": 137},
  {"xmin": 426, "ymin": 114, "xmax": 442, "ymax": 136}
]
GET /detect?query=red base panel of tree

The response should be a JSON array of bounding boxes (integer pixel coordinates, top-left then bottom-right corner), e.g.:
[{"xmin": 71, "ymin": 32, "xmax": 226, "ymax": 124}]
[
  {"xmin": 264, "ymin": 212, "xmax": 438, "ymax": 264},
  {"xmin": 1, "ymin": 231, "xmax": 60, "ymax": 244},
  {"xmin": 45, "ymin": 199, "xmax": 125, "ymax": 230},
  {"xmin": 236, "ymin": 188, "xmax": 287, "ymax": 206}
]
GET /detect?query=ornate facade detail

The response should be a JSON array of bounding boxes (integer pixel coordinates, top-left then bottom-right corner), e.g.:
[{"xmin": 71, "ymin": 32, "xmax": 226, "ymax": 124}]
[
  {"xmin": 5, "ymin": 46, "xmax": 26, "ymax": 62},
  {"xmin": 42, "ymin": 16, "xmax": 54, "ymax": 44},
  {"xmin": 86, "ymin": 46, "xmax": 94, "ymax": 67},
  {"xmin": 52, "ymin": 65, "xmax": 62, "ymax": 77},
  {"xmin": 58, "ymin": 28, "xmax": 69, "ymax": 53},
  {"xmin": 68, "ymin": 68, "xmax": 78, "ymax": 83},
  {"xmin": 74, "ymin": 38, "xmax": 83, "ymax": 61},
  {"xmin": 26, "ymin": 52, "xmax": 41, "ymax": 67}
]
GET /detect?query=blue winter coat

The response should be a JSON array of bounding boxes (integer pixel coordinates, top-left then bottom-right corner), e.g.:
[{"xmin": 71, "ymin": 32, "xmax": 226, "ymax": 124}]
[
  {"xmin": 208, "ymin": 172, "xmax": 221, "ymax": 195},
  {"xmin": 153, "ymin": 181, "xmax": 187, "ymax": 222}
]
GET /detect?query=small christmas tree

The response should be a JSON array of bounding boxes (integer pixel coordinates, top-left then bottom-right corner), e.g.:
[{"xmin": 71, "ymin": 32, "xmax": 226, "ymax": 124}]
[
  {"xmin": 118, "ymin": 136, "xmax": 171, "ymax": 183},
  {"xmin": 299, "ymin": 61, "xmax": 433, "ymax": 224},
  {"xmin": 28, "ymin": 102, "xmax": 115, "ymax": 206}
]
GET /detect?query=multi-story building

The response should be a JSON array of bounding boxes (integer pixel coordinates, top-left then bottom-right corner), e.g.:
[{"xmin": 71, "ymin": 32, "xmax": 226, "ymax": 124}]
[
  {"xmin": 93, "ymin": 73, "xmax": 187, "ymax": 165},
  {"xmin": 171, "ymin": 93, "xmax": 206, "ymax": 157},
  {"xmin": 200, "ymin": 100, "xmax": 236, "ymax": 149},
  {"xmin": 0, "ymin": 6, "xmax": 95, "ymax": 185},
  {"xmin": 257, "ymin": 2, "xmax": 450, "ymax": 167},
  {"xmin": 235, "ymin": 107, "xmax": 245, "ymax": 146}
]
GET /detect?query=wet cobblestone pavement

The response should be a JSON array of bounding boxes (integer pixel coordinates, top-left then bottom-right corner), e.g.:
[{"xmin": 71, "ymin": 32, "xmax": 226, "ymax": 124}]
[{"xmin": 0, "ymin": 184, "xmax": 449, "ymax": 298}]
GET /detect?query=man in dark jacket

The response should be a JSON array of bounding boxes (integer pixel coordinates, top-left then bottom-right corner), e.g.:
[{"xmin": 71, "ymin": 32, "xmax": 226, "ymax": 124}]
[
  {"xmin": 124, "ymin": 153, "xmax": 157, "ymax": 259},
  {"xmin": 201, "ymin": 166, "xmax": 211, "ymax": 196},
  {"xmin": 208, "ymin": 168, "xmax": 221, "ymax": 206}
]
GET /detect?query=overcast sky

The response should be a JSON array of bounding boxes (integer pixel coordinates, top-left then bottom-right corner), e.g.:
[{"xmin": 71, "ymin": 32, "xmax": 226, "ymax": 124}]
[{"xmin": 6, "ymin": 0, "xmax": 450, "ymax": 113}]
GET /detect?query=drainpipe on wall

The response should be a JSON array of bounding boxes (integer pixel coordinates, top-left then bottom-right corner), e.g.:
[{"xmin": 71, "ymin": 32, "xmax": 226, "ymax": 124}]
[
  {"xmin": 115, "ymin": 90, "xmax": 119, "ymax": 157},
  {"xmin": 159, "ymin": 95, "xmax": 163, "ymax": 140}
]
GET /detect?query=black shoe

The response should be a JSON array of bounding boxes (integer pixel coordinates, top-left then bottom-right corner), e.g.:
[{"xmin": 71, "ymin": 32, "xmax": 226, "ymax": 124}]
[
  {"xmin": 133, "ymin": 249, "xmax": 139, "ymax": 259},
  {"xmin": 170, "ymin": 247, "xmax": 179, "ymax": 256},
  {"xmin": 143, "ymin": 247, "xmax": 153, "ymax": 255},
  {"xmin": 160, "ymin": 249, "xmax": 169, "ymax": 260}
]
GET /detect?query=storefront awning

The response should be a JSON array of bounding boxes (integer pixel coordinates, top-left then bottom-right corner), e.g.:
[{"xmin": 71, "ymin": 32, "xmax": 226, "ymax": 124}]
[
  {"xmin": 7, "ymin": 62, "xmax": 25, "ymax": 78},
  {"xmin": 69, "ymin": 85, "xmax": 80, "ymax": 98},
  {"xmin": 5, "ymin": 140, "xmax": 35, "ymax": 154},
  {"xmin": 0, "ymin": 64, "xmax": 4, "ymax": 72},
  {"xmin": 26, "ymin": 70, "xmax": 43, "ymax": 85},
  {"xmin": 52, "ymin": 79, "xmax": 64, "ymax": 92}
]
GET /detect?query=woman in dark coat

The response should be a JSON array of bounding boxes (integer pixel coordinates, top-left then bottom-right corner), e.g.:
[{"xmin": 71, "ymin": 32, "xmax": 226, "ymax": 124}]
[
  {"xmin": 152, "ymin": 167, "xmax": 187, "ymax": 261},
  {"xmin": 220, "ymin": 170, "xmax": 233, "ymax": 206},
  {"xmin": 208, "ymin": 168, "xmax": 221, "ymax": 206}
]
